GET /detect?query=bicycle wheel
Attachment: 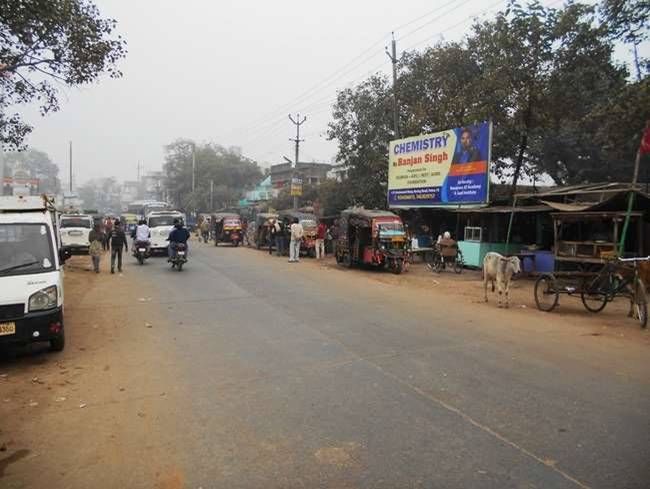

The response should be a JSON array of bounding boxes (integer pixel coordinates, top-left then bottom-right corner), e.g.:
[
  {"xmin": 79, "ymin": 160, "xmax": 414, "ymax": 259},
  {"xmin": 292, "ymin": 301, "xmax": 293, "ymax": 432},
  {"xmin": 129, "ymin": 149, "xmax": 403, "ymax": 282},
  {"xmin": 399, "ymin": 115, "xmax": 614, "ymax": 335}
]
[
  {"xmin": 432, "ymin": 256, "xmax": 443, "ymax": 273},
  {"xmin": 581, "ymin": 275, "xmax": 609, "ymax": 313},
  {"xmin": 534, "ymin": 274, "xmax": 559, "ymax": 312},
  {"xmin": 633, "ymin": 278, "xmax": 647, "ymax": 328}
]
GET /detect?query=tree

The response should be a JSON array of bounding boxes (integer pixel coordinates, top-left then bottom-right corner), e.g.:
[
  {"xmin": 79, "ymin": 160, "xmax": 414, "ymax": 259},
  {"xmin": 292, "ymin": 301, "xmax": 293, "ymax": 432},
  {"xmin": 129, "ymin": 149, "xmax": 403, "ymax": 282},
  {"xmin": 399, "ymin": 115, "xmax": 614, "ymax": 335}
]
[
  {"xmin": 2, "ymin": 147, "xmax": 60, "ymax": 194},
  {"xmin": 600, "ymin": 0, "xmax": 650, "ymax": 80},
  {"xmin": 0, "ymin": 0, "xmax": 127, "ymax": 150},
  {"xmin": 163, "ymin": 140, "xmax": 263, "ymax": 212},
  {"xmin": 327, "ymin": 75, "xmax": 393, "ymax": 209}
]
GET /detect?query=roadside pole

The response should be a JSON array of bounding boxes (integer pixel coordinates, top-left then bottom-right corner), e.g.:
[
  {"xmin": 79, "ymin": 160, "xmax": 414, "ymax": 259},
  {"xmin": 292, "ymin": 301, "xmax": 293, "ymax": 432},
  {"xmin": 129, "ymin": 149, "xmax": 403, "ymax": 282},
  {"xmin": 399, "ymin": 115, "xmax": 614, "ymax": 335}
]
[
  {"xmin": 210, "ymin": 180, "xmax": 214, "ymax": 211},
  {"xmin": 385, "ymin": 33, "xmax": 399, "ymax": 139},
  {"xmin": 289, "ymin": 114, "xmax": 306, "ymax": 210},
  {"xmin": 618, "ymin": 149, "xmax": 642, "ymax": 255}
]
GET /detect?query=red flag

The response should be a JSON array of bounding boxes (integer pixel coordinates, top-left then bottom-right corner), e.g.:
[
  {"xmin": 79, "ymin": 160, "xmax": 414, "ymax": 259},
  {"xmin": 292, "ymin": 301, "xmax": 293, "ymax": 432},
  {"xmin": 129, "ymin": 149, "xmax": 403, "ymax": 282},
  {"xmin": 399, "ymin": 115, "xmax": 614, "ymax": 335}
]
[{"xmin": 641, "ymin": 122, "xmax": 650, "ymax": 155}]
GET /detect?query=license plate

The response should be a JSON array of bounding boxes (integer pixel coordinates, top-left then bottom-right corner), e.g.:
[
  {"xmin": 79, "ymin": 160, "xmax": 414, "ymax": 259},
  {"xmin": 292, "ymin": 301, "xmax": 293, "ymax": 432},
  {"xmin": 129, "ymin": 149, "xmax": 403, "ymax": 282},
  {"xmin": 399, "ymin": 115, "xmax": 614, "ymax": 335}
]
[
  {"xmin": 138, "ymin": 248, "xmax": 146, "ymax": 252},
  {"xmin": 69, "ymin": 230, "xmax": 82, "ymax": 236},
  {"xmin": 0, "ymin": 322, "xmax": 16, "ymax": 336},
  {"xmin": 231, "ymin": 234, "xmax": 239, "ymax": 240},
  {"xmin": 178, "ymin": 251, "xmax": 185, "ymax": 256}
]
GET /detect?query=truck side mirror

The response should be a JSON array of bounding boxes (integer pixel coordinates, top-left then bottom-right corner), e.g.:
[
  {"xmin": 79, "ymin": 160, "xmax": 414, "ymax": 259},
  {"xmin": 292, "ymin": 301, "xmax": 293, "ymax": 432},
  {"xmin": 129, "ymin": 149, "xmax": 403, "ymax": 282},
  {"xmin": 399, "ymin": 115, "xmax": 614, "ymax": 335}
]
[{"xmin": 59, "ymin": 247, "xmax": 71, "ymax": 263}]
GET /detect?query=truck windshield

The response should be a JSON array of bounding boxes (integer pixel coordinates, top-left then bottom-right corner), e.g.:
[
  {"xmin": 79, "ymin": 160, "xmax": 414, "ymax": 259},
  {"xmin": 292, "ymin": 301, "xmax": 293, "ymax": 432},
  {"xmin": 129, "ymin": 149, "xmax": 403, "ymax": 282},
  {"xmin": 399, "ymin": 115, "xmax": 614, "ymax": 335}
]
[
  {"xmin": 149, "ymin": 216, "xmax": 178, "ymax": 227},
  {"xmin": 60, "ymin": 217, "xmax": 91, "ymax": 228},
  {"xmin": 0, "ymin": 224, "xmax": 56, "ymax": 276}
]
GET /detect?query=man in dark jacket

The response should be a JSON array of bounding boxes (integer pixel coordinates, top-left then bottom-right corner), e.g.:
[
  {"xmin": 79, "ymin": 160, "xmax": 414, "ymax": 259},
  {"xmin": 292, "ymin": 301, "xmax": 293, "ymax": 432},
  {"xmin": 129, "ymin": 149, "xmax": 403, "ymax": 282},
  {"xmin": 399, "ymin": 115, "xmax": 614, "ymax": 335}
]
[
  {"xmin": 109, "ymin": 220, "xmax": 128, "ymax": 274},
  {"xmin": 167, "ymin": 219, "xmax": 191, "ymax": 260}
]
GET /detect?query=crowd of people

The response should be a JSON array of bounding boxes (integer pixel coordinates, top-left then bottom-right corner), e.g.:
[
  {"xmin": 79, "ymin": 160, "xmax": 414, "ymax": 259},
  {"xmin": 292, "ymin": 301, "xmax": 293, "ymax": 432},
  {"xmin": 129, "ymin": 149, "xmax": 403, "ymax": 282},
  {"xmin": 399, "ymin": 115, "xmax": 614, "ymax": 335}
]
[{"xmin": 263, "ymin": 217, "xmax": 331, "ymax": 263}]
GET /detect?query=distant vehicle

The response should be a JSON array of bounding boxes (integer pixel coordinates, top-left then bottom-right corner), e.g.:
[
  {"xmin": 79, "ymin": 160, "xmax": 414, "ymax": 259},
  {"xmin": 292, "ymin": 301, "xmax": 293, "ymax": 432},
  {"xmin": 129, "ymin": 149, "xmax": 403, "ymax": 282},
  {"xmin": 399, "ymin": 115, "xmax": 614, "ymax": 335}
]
[
  {"xmin": 0, "ymin": 195, "xmax": 70, "ymax": 352},
  {"xmin": 126, "ymin": 200, "xmax": 169, "ymax": 220},
  {"xmin": 120, "ymin": 213, "xmax": 139, "ymax": 236},
  {"xmin": 147, "ymin": 210, "xmax": 186, "ymax": 254},
  {"xmin": 212, "ymin": 212, "xmax": 242, "ymax": 247},
  {"xmin": 335, "ymin": 208, "xmax": 407, "ymax": 274},
  {"xmin": 59, "ymin": 214, "xmax": 94, "ymax": 254}
]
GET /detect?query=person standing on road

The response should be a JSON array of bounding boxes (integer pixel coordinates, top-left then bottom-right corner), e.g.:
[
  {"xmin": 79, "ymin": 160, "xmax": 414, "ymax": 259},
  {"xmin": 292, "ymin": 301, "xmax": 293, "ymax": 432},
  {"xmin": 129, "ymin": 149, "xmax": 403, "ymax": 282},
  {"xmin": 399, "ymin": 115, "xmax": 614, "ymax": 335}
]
[
  {"xmin": 109, "ymin": 220, "xmax": 128, "ymax": 274},
  {"xmin": 103, "ymin": 218, "xmax": 113, "ymax": 251},
  {"xmin": 289, "ymin": 217, "xmax": 304, "ymax": 263},
  {"xmin": 316, "ymin": 220, "xmax": 327, "ymax": 259},
  {"xmin": 269, "ymin": 219, "xmax": 278, "ymax": 255},
  {"xmin": 241, "ymin": 219, "xmax": 249, "ymax": 246},
  {"xmin": 88, "ymin": 224, "xmax": 103, "ymax": 273}
]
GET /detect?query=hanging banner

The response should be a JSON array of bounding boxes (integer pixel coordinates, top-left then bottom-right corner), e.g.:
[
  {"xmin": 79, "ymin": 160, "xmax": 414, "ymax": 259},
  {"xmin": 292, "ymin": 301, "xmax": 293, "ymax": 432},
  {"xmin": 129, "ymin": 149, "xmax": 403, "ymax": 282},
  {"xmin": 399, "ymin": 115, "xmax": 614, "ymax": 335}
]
[{"xmin": 387, "ymin": 121, "xmax": 492, "ymax": 207}]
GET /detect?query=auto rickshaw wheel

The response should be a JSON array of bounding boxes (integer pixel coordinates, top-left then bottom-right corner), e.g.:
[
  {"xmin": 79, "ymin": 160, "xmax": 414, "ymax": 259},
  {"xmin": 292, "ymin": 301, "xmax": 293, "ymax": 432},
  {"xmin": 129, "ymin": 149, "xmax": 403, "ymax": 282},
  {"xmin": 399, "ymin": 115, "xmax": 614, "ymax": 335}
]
[
  {"xmin": 233, "ymin": 240, "xmax": 239, "ymax": 247},
  {"xmin": 391, "ymin": 259, "xmax": 403, "ymax": 275}
]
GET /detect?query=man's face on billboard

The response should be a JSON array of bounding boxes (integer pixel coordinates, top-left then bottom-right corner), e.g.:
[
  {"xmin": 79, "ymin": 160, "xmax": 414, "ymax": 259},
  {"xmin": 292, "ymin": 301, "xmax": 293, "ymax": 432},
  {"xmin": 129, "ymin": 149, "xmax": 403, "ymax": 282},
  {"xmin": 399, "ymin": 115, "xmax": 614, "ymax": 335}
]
[{"xmin": 461, "ymin": 131, "xmax": 472, "ymax": 149}]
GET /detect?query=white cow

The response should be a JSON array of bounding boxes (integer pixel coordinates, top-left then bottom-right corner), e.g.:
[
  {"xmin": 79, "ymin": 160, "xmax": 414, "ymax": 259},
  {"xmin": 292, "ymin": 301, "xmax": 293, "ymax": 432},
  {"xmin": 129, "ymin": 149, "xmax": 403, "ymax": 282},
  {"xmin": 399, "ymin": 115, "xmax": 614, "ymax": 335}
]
[{"xmin": 483, "ymin": 252, "xmax": 521, "ymax": 308}]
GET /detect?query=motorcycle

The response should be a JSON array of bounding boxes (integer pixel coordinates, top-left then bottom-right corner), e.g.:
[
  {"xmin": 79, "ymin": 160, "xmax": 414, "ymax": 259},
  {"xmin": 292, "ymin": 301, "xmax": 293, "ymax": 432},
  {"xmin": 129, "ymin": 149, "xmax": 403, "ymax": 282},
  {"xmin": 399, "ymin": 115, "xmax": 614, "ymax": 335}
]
[
  {"xmin": 133, "ymin": 240, "xmax": 149, "ymax": 265},
  {"xmin": 170, "ymin": 243, "xmax": 187, "ymax": 271}
]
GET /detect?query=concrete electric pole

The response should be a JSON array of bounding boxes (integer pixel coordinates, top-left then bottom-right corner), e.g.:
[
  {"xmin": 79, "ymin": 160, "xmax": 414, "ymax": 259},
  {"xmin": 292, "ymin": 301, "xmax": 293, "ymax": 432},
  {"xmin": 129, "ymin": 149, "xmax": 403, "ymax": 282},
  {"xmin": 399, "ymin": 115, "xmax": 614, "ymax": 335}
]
[
  {"xmin": 385, "ymin": 33, "xmax": 400, "ymax": 139},
  {"xmin": 289, "ymin": 113, "xmax": 306, "ymax": 210},
  {"xmin": 69, "ymin": 141, "xmax": 73, "ymax": 193},
  {"xmin": 191, "ymin": 144, "xmax": 196, "ymax": 193}
]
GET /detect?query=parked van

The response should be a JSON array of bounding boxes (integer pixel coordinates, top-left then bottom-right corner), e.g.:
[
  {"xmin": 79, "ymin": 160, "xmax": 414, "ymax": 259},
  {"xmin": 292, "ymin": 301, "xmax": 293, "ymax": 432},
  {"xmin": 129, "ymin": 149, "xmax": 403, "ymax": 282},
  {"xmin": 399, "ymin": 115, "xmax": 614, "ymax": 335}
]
[
  {"xmin": 147, "ymin": 210, "xmax": 186, "ymax": 254},
  {"xmin": 60, "ymin": 213, "xmax": 94, "ymax": 254},
  {"xmin": 0, "ymin": 195, "xmax": 70, "ymax": 351}
]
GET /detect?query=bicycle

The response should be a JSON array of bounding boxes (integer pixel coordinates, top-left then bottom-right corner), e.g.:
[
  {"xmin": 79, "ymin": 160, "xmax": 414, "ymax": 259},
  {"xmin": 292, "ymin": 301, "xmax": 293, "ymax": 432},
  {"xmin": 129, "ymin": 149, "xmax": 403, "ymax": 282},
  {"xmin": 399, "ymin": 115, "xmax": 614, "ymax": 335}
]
[{"xmin": 580, "ymin": 256, "xmax": 649, "ymax": 328}]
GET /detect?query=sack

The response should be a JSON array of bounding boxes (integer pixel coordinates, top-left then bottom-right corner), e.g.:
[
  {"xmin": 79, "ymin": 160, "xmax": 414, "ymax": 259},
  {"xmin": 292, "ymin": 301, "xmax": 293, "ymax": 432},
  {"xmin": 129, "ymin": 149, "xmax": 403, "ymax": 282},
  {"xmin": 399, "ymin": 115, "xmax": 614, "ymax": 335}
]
[{"xmin": 89, "ymin": 240, "xmax": 102, "ymax": 256}]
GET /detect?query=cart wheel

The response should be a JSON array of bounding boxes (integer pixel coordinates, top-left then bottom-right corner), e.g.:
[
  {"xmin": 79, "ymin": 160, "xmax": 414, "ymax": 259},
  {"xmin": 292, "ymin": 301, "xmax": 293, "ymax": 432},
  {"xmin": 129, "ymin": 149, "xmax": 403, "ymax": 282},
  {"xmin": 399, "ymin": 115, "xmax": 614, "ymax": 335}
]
[
  {"xmin": 633, "ymin": 278, "xmax": 647, "ymax": 328},
  {"xmin": 580, "ymin": 275, "xmax": 609, "ymax": 313},
  {"xmin": 534, "ymin": 274, "xmax": 559, "ymax": 312},
  {"xmin": 453, "ymin": 257, "xmax": 463, "ymax": 274},
  {"xmin": 432, "ymin": 256, "xmax": 443, "ymax": 273}
]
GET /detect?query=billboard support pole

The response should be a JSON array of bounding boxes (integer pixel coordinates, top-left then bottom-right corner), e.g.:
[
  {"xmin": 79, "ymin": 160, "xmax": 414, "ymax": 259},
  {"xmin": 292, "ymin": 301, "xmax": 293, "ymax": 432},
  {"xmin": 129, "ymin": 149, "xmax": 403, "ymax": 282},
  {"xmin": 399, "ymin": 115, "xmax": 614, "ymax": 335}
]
[
  {"xmin": 505, "ymin": 194, "xmax": 517, "ymax": 255},
  {"xmin": 386, "ymin": 33, "xmax": 399, "ymax": 139}
]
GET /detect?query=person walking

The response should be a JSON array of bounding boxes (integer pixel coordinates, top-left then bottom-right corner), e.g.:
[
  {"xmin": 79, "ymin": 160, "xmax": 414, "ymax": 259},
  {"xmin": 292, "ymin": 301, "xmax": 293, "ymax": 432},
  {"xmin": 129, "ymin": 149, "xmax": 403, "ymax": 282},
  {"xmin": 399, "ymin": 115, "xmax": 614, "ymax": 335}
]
[
  {"xmin": 289, "ymin": 217, "xmax": 304, "ymax": 263},
  {"xmin": 109, "ymin": 220, "xmax": 128, "ymax": 274},
  {"xmin": 269, "ymin": 219, "xmax": 278, "ymax": 255},
  {"xmin": 241, "ymin": 219, "xmax": 249, "ymax": 246},
  {"xmin": 102, "ymin": 218, "xmax": 113, "ymax": 251},
  {"xmin": 88, "ymin": 224, "xmax": 103, "ymax": 273},
  {"xmin": 316, "ymin": 220, "xmax": 327, "ymax": 259}
]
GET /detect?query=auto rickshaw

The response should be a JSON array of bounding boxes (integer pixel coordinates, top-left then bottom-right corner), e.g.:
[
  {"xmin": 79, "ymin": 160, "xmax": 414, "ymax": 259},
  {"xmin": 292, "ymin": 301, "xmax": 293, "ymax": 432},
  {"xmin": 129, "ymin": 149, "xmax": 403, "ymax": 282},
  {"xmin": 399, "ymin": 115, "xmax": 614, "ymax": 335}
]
[
  {"xmin": 253, "ymin": 212, "xmax": 279, "ymax": 249},
  {"xmin": 120, "ymin": 213, "xmax": 139, "ymax": 237},
  {"xmin": 212, "ymin": 212, "xmax": 243, "ymax": 246},
  {"xmin": 278, "ymin": 210, "xmax": 318, "ymax": 257},
  {"xmin": 335, "ymin": 208, "xmax": 408, "ymax": 274}
]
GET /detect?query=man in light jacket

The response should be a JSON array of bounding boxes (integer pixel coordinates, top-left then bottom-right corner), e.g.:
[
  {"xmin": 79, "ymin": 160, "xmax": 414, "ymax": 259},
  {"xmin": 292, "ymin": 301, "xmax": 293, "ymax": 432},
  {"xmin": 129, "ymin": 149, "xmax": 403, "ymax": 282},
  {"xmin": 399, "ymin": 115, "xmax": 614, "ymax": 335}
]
[{"xmin": 289, "ymin": 217, "xmax": 304, "ymax": 263}]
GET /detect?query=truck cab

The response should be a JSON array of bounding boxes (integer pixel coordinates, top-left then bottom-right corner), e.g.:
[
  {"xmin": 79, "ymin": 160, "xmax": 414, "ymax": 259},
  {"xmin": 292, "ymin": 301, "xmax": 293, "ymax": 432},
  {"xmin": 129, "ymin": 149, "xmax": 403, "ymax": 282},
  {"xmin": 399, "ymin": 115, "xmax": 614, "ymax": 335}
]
[
  {"xmin": 59, "ymin": 213, "xmax": 94, "ymax": 254},
  {"xmin": 0, "ymin": 196, "xmax": 69, "ymax": 351}
]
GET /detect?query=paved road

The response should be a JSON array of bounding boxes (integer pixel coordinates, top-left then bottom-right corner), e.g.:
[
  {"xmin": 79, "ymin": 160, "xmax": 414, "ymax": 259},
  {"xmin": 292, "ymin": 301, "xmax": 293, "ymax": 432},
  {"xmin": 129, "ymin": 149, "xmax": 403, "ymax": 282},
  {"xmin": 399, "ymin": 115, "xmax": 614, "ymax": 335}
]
[{"xmin": 3, "ymin": 242, "xmax": 649, "ymax": 488}]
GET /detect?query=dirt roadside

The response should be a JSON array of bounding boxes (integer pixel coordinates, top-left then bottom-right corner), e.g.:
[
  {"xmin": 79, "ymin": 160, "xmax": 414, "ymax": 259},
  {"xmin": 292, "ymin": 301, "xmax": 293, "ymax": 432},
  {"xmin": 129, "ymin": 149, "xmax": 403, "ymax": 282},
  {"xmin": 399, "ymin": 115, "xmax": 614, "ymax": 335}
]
[
  {"xmin": 238, "ymin": 244, "xmax": 650, "ymax": 347},
  {"xmin": 0, "ymin": 254, "xmax": 187, "ymax": 489}
]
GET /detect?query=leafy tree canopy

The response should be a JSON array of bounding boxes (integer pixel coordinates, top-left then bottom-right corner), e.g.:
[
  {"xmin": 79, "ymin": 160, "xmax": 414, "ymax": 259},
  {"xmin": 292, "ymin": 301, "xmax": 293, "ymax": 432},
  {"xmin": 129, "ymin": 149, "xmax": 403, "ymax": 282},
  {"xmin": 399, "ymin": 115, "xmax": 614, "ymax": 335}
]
[
  {"xmin": 164, "ymin": 140, "xmax": 263, "ymax": 212},
  {"xmin": 0, "ymin": 0, "xmax": 127, "ymax": 150},
  {"xmin": 2, "ymin": 147, "xmax": 60, "ymax": 194}
]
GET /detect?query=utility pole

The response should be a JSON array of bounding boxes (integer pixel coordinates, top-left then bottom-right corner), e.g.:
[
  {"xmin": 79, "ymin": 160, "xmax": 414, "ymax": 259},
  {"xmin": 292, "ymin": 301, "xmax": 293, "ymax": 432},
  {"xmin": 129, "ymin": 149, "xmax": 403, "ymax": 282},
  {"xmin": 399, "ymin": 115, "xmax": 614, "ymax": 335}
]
[
  {"xmin": 385, "ymin": 32, "xmax": 400, "ymax": 139},
  {"xmin": 210, "ymin": 179, "xmax": 214, "ymax": 211},
  {"xmin": 191, "ymin": 144, "xmax": 196, "ymax": 193},
  {"xmin": 137, "ymin": 161, "xmax": 142, "ymax": 182},
  {"xmin": 289, "ymin": 113, "xmax": 306, "ymax": 210},
  {"xmin": 68, "ymin": 141, "xmax": 73, "ymax": 193}
]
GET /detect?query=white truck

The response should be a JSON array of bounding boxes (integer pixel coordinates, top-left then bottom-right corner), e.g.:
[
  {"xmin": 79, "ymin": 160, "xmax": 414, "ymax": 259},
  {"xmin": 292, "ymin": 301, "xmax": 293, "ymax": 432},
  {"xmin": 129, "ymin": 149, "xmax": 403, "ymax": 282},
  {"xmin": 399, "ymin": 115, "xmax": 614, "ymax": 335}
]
[
  {"xmin": 59, "ymin": 213, "xmax": 94, "ymax": 254},
  {"xmin": 0, "ymin": 195, "xmax": 70, "ymax": 351}
]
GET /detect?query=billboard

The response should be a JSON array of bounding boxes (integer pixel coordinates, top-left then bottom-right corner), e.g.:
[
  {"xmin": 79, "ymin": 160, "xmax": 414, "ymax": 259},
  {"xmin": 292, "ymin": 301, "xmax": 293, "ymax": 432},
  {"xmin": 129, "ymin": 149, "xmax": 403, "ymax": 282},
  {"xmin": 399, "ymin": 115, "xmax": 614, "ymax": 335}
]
[
  {"xmin": 290, "ymin": 177, "xmax": 303, "ymax": 196},
  {"xmin": 388, "ymin": 121, "xmax": 492, "ymax": 207}
]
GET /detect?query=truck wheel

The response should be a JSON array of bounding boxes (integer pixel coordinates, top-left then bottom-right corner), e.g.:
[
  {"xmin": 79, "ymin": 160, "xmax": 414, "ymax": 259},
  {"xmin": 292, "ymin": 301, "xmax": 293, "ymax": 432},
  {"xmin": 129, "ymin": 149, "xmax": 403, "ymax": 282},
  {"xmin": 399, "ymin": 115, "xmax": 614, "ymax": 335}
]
[{"xmin": 49, "ymin": 331, "xmax": 65, "ymax": 352}]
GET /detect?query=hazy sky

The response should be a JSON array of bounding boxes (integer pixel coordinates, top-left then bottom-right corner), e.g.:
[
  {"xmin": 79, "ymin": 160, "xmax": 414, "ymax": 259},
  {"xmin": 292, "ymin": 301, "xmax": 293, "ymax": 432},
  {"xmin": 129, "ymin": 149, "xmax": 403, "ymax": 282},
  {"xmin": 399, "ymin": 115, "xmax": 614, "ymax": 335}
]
[{"xmin": 16, "ymin": 0, "xmax": 644, "ymax": 186}]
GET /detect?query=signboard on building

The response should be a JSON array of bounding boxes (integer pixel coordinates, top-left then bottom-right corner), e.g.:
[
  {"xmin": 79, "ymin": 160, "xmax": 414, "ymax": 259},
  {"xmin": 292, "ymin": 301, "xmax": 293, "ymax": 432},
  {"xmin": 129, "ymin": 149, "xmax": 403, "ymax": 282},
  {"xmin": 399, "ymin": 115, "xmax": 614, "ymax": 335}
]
[
  {"xmin": 387, "ymin": 121, "xmax": 492, "ymax": 208},
  {"xmin": 290, "ymin": 177, "xmax": 303, "ymax": 196}
]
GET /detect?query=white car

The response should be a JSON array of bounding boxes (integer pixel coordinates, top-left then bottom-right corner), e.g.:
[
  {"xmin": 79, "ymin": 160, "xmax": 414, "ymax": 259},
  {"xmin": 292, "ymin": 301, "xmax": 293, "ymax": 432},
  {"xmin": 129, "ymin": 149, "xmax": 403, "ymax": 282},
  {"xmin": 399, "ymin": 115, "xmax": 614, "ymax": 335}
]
[
  {"xmin": 59, "ymin": 214, "xmax": 94, "ymax": 254},
  {"xmin": 147, "ymin": 211, "xmax": 186, "ymax": 254}
]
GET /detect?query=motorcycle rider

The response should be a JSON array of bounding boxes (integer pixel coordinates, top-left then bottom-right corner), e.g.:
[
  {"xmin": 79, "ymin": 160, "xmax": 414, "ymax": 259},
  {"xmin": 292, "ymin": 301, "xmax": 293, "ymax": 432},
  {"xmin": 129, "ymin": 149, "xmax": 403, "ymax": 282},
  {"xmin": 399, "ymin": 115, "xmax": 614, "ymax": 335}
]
[
  {"xmin": 133, "ymin": 219, "xmax": 151, "ymax": 255},
  {"xmin": 167, "ymin": 218, "xmax": 191, "ymax": 261}
]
